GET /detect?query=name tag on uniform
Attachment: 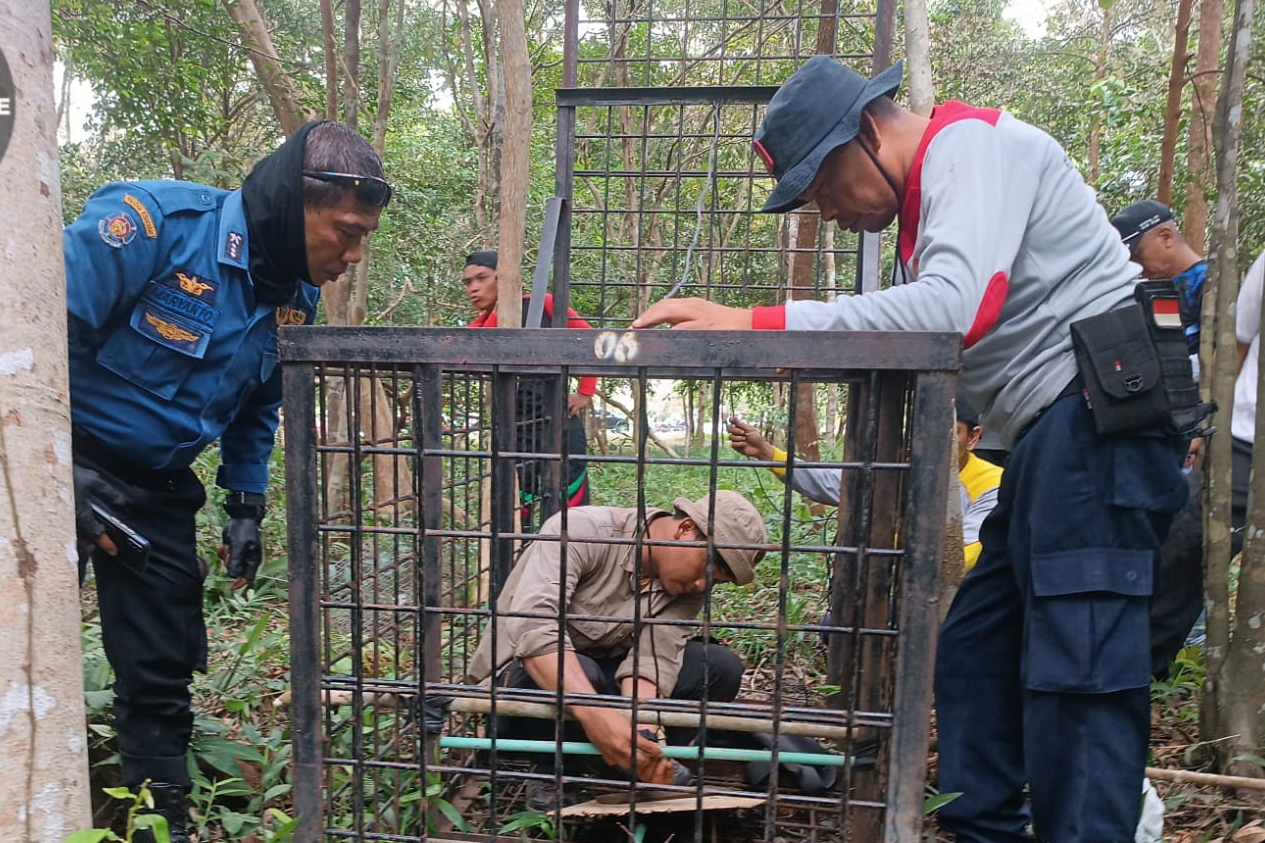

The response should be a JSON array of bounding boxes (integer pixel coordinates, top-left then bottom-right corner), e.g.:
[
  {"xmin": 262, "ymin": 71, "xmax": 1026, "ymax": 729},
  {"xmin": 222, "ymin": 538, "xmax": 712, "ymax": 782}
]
[{"xmin": 132, "ymin": 269, "xmax": 221, "ymax": 359}]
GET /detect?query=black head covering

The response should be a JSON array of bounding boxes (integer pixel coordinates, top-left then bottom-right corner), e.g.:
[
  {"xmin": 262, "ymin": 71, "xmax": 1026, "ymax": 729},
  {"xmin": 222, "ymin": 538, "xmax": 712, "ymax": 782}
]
[
  {"xmin": 955, "ymin": 388, "xmax": 980, "ymax": 428},
  {"xmin": 241, "ymin": 120, "xmax": 326, "ymax": 306},
  {"xmin": 465, "ymin": 250, "xmax": 498, "ymax": 270}
]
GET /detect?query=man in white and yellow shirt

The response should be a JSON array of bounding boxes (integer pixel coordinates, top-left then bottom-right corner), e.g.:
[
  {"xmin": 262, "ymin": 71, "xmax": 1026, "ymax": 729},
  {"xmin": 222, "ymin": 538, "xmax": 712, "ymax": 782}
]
[{"xmin": 728, "ymin": 389, "xmax": 1001, "ymax": 569}]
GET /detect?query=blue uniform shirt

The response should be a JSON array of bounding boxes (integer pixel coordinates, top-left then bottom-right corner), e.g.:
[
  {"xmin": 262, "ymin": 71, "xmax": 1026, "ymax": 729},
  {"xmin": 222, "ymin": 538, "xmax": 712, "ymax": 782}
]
[{"xmin": 65, "ymin": 180, "xmax": 320, "ymax": 494}]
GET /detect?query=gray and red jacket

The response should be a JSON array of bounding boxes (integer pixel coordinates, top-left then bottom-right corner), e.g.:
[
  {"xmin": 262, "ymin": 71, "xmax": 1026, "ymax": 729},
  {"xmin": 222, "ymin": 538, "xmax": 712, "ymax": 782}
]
[{"xmin": 752, "ymin": 102, "xmax": 1137, "ymax": 447}]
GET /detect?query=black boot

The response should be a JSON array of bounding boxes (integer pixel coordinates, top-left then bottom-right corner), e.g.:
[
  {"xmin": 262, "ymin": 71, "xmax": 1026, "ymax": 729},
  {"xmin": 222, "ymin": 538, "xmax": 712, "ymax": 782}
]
[{"xmin": 132, "ymin": 783, "xmax": 191, "ymax": 843}]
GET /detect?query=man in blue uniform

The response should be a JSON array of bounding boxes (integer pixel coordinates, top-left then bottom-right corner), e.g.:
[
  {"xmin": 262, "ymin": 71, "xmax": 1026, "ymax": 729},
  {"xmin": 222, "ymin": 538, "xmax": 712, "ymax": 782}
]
[
  {"xmin": 1111, "ymin": 200, "xmax": 1206, "ymax": 363},
  {"xmin": 1111, "ymin": 199, "xmax": 1213, "ymax": 677},
  {"xmin": 68, "ymin": 121, "xmax": 390, "ymax": 841}
]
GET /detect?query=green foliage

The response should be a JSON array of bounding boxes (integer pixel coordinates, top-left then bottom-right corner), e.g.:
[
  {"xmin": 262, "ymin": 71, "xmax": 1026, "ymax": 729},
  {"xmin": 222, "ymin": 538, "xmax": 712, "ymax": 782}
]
[
  {"xmin": 66, "ymin": 783, "xmax": 171, "ymax": 843},
  {"xmin": 923, "ymin": 787, "xmax": 963, "ymax": 815},
  {"xmin": 497, "ymin": 809, "xmax": 560, "ymax": 839}
]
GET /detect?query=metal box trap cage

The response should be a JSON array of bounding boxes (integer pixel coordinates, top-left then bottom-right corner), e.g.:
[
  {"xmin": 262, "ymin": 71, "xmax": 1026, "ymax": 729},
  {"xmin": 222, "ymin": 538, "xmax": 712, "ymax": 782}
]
[{"xmin": 280, "ymin": 327, "xmax": 956, "ymax": 842}]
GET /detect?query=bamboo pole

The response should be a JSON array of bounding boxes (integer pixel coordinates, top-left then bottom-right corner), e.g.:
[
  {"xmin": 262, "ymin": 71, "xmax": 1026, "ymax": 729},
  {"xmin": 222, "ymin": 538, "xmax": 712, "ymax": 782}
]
[
  {"xmin": 1146, "ymin": 765, "xmax": 1265, "ymax": 791},
  {"xmin": 274, "ymin": 689, "xmax": 863, "ymax": 741}
]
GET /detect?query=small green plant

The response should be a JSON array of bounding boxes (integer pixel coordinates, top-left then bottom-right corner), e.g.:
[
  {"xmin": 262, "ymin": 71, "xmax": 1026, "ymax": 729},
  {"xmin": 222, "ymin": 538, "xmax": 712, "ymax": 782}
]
[
  {"xmin": 923, "ymin": 786, "xmax": 962, "ymax": 816},
  {"xmin": 64, "ymin": 783, "xmax": 170, "ymax": 843},
  {"xmin": 498, "ymin": 809, "xmax": 560, "ymax": 840}
]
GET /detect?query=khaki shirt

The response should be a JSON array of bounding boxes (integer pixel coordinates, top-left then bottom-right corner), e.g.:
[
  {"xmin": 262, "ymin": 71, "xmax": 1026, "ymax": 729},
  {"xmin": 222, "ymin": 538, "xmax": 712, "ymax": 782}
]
[{"xmin": 464, "ymin": 507, "xmax": 704, "ymax": 694}]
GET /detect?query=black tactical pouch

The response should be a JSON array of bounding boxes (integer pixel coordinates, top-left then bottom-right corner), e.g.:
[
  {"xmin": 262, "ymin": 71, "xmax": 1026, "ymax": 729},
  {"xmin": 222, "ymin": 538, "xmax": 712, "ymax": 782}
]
[{"xmin": 1069, "ymin": 280, "xmax": 1213, "ymax": 437}]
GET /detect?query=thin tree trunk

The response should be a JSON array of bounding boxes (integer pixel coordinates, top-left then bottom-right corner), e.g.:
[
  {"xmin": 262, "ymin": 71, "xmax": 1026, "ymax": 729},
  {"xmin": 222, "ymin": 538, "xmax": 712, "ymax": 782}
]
[
  {"xmin": 220, "ymin": 0, "xmax": 314, "ymax": 134},
  {"xmin": 1207, "ymin": 0, "xmax": 1257, "ymax": 781},
  {"xmin": 1085, "ymin": 4, "xmax": 1115, "ymax": 184},
  {"xmin": 343, "ymin": 0, "xmax": 361, "ymax": 128},
  {"xmin": 321, "ymin": 0, "xmax": 338, "ymax": 119},
  {"xmin": 824, "ymin": 228, "xmax": 839, "ymax": 445},
  {"xmin": 454, "ymin": 0, "xmax": 491, "ymax": 236},
  {"xmin": 495, "ymin": 0, "xmax": 530, "ymax": 329},
  {"xmin": 902, "ymin": 0, "xmax": 933, "ymax": 116},
  {"xmin": 0, "ymin": 0, "xmax": 92, "ymax": 833},
  {"xmin": 474, "ymin": 0, "xmax": 504, "ymax": 238},
  {"xmin": 55, "ymin": 59, "xmax": 71, "ymax": 134},
  {"xmin": 1157, "ymin": 0, "xmax": 1194, "ymax": 205},
  {"xmin": 1183, "ymin": 0, "xmax": 1223, "ymax": 255}
]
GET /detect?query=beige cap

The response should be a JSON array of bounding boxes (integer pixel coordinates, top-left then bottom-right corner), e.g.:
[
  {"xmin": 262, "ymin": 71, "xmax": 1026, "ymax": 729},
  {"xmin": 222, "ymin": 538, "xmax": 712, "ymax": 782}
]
[{"xmin": 673, "ymin": 490, "xmax": 768, "ymax": 586}]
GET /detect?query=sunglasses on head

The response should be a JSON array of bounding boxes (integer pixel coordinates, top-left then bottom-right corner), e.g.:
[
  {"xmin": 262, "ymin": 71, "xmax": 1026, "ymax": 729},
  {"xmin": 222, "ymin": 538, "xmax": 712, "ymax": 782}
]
[{"xmin": 302, "ymin": 170, "xmax": 393, "ymax": 208}]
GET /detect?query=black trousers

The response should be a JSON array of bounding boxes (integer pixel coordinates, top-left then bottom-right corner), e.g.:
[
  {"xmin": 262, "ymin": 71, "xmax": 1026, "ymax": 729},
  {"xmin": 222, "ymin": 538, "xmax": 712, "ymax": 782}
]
[
  {"xmin": 1149, "ymin": 435, "xmax": 1252, "ymax": 676},
  {"xmin": 78, "ymin": 443, "xmax": 207, "ymax": 789},
  {"xmin": 495, "ymin": 640, "xmax": 745, "ymax": 774},
  {"xmin": 515, "ymin": 412, "xmax": 590, "ymax": 532}
]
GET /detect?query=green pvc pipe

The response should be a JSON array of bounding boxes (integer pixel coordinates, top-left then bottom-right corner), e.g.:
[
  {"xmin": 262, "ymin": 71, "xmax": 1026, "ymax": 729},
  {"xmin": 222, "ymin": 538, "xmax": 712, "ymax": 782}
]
[{"xmin": 439, "ymin": 736, "xmax": 854, "ymax": 767}]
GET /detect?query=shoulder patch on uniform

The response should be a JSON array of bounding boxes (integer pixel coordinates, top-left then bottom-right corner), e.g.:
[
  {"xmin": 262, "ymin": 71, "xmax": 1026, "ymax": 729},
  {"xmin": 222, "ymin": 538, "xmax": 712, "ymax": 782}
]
[
  {"xmin": 98, "ymin": 212, "xmax": 137, "ymax": 248},
  {"xmin": 276, "ymin": 306, "xmax": 308, "ymax": 326},
  {"xmin": 122, "ymin": 193, "xmax": 157, "ymax": 238},
  {"xmin": 225, "ymin": 230, "xmax": 244, "ymax": 262}
]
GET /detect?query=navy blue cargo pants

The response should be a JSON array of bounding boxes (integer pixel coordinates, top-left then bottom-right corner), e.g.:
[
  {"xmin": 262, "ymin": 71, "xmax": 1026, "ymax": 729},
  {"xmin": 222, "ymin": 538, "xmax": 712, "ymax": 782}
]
[{"xmin": 935, "ymin": 393, "xmax": 1187, "ymax": 843}]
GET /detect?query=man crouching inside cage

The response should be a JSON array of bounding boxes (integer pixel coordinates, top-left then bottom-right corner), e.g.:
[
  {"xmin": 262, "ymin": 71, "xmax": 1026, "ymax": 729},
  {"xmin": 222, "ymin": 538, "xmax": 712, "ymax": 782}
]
[{"xmin": 462, "ymin": 491, "xmax": 768, "ymax": 811}]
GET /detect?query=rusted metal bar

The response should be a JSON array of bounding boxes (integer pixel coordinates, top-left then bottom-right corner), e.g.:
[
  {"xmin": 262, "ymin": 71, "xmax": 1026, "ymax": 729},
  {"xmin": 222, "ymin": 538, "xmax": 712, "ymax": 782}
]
[
  {"xmin": 884, "ymin": 370, "xmax": 954, "ymax": 843},
  {"xmin": 281, "ymin": 360, "xmax": 323, "ymax": 841},
  {"xmin": 278, "ymin": 328, "xmax": 962, "ymax": 373}
]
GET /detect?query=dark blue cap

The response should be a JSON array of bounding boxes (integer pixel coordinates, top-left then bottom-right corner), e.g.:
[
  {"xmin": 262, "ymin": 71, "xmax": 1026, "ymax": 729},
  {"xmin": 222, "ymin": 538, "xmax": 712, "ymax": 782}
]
[
  {"xmin": 1111, "ymin": 200, "xmax": 1173, "ymax": 249},
  {"xmin": 754, "ymin": 57, "xmax": 904, "ymax": 214}
]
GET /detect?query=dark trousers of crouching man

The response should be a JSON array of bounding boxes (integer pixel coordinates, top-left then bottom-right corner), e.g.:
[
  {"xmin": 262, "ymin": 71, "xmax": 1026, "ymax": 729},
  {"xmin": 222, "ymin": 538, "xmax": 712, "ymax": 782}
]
[
  {"xmin": 463, "ymin": 493, "xmax": 767, "ymax": 806},
  {"xmin": 496, "ymin": 641, "xmax": 745, "ymax": 776}
]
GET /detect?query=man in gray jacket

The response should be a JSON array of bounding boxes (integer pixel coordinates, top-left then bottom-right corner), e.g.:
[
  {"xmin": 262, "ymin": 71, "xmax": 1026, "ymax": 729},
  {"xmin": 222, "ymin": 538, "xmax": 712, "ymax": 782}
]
[
  {"xmin": 464, "ymin": 491, "xmax": 767, "ymax": 810},
  {"xmin": 635, "ymin": 56, "xmax": 1188, "ymax": 843}
]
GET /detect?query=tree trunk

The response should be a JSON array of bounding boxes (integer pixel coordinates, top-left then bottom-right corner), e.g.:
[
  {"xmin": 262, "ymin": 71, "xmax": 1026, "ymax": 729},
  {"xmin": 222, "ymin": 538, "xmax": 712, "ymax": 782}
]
[
  {"xmin": 1085, "ymin": 3, "xmax": 1115, "ymax": 184},
  {"xmin": 1206, "ymin": 0, "xmax": 1257, "ymax": 780},
  {"xmin": 321, "ymin": 0, "xmax": 413, "ymax": 518},
  {"xmin": 321, "ymin": 0, "xmax": 338, "ymax": 118},
  {"xmin": 1157, "ymin": 0, "xmax": 1193, "ymax": 205},
  {"xmin": 453, "ymin": 0, "xmax": 491, "ymax": 237},
  {"xmin": 0, "ymin": 0, "xmax": 93, "ymax": 833},
  {"xmin": 473, "ymin": 0, "xmax": 504, "ymax": 240},
  {"xmin": 823, "ymin": 227, "xmax": 839, "ymax": 445},
  {"xmin": 343, "ymin": 0, "xmax": 361, "ymax": 128},
  {"xmin": 220, "ymin": 0, "xmax": 314, "ymax": 134},
  {"xmin": 902, "ymin": 0, "xmax": 934, "ymax": 116},
  {"xmin": 494, "ymin": 0, "xmax": 530, "ymax": 329},
  {"xmin": 1183, "ymin": 0, "xmax": 1223, "ymax": 255},
  {"xmin": 788, "ymin": 215, "xmax": 823, "ymax": 468}
]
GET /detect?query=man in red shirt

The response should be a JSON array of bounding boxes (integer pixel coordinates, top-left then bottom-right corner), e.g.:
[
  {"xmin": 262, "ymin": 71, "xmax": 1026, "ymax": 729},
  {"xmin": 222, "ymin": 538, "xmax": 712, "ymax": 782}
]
[{"xmin": 464, "ymin": 250, "xmax": 594, "ymax": 529}]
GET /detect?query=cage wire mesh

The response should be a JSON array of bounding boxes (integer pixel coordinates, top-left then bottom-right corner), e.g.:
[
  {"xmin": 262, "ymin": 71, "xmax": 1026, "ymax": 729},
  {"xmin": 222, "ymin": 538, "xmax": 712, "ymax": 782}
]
[
  {"xmin": 554, "ymin": 0, "xmax": 898, "ymax": 329},
  {"xmin": 277, "ymin": 0, "xmax": 926, "ymax": 839},
  {"xmin": 281, "ymin": 328, "xmax": 955, "ymax": 843}
]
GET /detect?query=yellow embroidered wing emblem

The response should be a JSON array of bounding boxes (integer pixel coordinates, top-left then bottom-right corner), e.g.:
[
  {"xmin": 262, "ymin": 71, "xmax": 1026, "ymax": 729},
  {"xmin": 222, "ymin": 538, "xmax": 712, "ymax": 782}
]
[
  {"xmin": 275, "ymin": 306, "xmax": 308, "ymax": 326},
  {"xmin": 145, "ymin": 312, "xmax": 200, "ymax": 343},
  {"xmin": 175, "ymin": 271, "xmax": 214, "ymax": 297}
]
